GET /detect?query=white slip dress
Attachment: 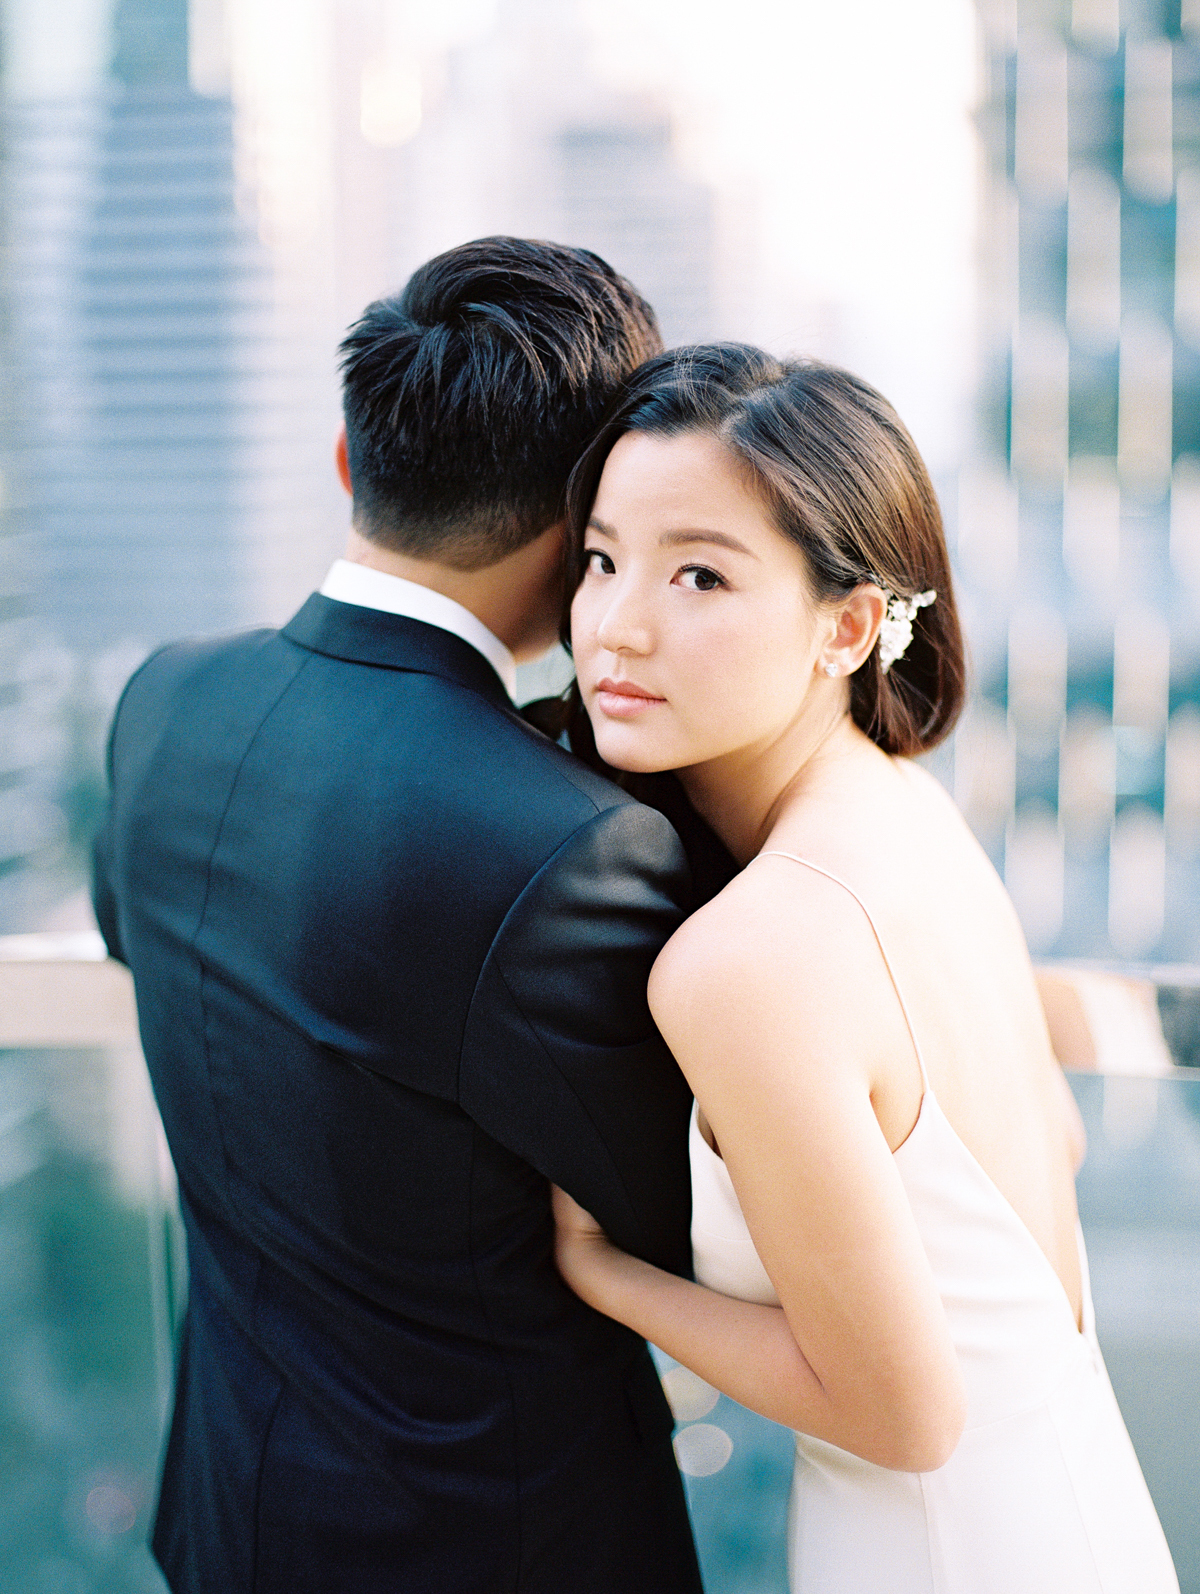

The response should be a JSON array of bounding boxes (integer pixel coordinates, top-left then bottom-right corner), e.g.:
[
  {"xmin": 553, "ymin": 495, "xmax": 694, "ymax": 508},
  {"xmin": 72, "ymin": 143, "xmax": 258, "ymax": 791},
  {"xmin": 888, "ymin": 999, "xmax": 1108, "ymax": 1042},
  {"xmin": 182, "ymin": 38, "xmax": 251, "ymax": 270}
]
[{"xmin": 689, "ymin": 850, "xmax": 1179, "ymax": 1594}]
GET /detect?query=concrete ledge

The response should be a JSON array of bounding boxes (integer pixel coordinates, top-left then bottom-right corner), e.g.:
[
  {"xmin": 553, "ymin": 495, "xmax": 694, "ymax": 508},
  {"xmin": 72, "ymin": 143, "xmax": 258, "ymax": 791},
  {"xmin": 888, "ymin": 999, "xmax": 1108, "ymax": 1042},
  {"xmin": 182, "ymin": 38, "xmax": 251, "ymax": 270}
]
[{"xmin": 0, "ymin": 936, "xmax": 139, "ymax": 1047}]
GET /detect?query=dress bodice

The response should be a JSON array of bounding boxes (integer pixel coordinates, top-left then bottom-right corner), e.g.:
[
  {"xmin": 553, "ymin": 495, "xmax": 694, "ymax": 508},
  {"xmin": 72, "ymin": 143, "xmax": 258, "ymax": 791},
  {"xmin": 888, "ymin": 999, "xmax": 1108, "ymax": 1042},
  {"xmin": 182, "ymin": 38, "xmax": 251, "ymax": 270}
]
[
  {"xmin": 691, "ymin": 1087, "xmax": 1092, "ymax": 1431},
  {"xmin": 688, "ymin": 849, "xmax": 1178, "ymax": 1593}
]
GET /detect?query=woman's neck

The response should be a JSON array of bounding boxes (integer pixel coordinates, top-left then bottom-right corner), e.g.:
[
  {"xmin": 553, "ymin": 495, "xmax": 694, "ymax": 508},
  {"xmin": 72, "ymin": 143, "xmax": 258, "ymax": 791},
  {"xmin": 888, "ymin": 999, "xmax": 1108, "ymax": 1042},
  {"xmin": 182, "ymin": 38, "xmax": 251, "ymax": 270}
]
[{"xmin": 677, "ymin": 707, "xmax": 860, "ymax": 866}]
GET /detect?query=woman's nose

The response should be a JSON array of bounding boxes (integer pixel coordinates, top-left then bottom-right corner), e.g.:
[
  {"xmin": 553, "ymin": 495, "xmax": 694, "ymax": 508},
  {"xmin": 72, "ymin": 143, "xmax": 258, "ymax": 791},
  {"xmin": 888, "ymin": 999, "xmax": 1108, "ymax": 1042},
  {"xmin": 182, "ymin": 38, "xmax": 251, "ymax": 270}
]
[{"xmin": 594, "ymin": 580, "xmax": 654, "ymax": 655}]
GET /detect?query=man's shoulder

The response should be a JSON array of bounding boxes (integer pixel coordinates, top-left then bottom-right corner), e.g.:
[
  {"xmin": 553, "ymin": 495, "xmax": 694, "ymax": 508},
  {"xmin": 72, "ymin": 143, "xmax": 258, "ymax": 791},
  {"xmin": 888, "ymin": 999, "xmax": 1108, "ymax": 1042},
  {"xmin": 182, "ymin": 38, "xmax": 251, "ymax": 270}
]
[
  {"xmin": 428, "ymin": 695, "xmax": 679, "ymax": 883},
  {"xmin": 115, "ymin": 622, "xmax": 686, "ymax": 896},
  {"xmin": 143, "ymin": 625, "xmax": 284, "ymax": 680},
  {"xmin": 360, "ymin": 680, "xmax": 693, "ymax": 933},
  {"xmin": 498, "ymin": 713, "xmax": 638, "ymax": 817},
  {"xmin": 118, "ymin": 625, "xmax": 285, "ymax": 712}
]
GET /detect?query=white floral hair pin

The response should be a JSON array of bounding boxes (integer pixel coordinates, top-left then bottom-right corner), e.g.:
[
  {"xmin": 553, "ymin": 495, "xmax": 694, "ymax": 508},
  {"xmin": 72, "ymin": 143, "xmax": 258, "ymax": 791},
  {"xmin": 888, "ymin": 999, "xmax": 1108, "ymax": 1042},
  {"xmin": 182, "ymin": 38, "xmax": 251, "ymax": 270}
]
[{"xmin": 877, "ymin": 589, "xmax": 936, "ymax": 673}]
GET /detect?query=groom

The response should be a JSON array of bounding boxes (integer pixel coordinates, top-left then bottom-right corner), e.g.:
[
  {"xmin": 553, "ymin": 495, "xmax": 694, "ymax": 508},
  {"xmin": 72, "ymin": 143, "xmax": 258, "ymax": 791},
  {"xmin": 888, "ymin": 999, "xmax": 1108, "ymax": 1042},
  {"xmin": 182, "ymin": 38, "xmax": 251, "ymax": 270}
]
[{"xmin": 92, "ymin": 238, "xmax": 708, "ymax": 1593}]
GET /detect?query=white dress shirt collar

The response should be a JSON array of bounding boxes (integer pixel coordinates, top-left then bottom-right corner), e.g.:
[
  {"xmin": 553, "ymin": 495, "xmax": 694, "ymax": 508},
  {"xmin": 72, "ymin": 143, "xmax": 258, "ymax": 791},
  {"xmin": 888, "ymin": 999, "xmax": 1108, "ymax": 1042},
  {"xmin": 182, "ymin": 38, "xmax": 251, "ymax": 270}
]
[{"xmin": 319, "ymin": 559, "xmax": 517, "ymax": 700}]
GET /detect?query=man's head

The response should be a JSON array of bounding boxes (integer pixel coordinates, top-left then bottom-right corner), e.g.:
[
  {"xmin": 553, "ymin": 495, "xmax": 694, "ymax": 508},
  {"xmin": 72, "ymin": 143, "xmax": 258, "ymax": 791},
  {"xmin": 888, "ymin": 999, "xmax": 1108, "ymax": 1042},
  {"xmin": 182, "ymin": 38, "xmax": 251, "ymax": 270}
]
[{"xmin": 339, "ymin": 237, "xmax": 662, "ymax": 571}]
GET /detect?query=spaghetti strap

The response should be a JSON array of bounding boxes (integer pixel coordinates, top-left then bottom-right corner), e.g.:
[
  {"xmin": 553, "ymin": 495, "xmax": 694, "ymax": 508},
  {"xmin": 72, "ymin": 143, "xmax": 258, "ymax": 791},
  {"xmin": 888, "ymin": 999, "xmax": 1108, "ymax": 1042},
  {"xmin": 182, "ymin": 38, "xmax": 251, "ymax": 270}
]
[{"xmin": 754, "ymin": 849, "xmax": 930, "ymax": 1089}]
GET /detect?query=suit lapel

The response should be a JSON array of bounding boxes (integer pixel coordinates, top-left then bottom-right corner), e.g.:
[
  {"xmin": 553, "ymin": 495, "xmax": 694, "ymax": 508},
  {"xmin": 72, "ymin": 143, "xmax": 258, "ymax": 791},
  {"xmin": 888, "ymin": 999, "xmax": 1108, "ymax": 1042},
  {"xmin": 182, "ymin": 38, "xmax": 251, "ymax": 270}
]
[{"xmin": 282, "ymin": 594, "xmax": 514, "ymax": 710}]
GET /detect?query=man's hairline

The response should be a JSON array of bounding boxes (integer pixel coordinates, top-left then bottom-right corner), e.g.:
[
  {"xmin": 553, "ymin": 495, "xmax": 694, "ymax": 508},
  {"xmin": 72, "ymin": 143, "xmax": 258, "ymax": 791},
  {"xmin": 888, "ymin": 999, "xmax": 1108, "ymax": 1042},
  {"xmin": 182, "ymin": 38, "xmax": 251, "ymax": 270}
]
[{"xmin": 351, "ymin": 509, "xmax": 560, "ymax": 574}]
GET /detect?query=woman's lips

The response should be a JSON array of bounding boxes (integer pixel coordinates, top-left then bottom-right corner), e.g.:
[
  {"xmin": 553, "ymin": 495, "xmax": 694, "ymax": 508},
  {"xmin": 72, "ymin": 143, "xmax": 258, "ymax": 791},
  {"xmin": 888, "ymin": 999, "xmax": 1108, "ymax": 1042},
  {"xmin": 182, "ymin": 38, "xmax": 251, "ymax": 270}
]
[{"xmin": 594, "ymin": 677, "xmax": 667, "ymax": 717}]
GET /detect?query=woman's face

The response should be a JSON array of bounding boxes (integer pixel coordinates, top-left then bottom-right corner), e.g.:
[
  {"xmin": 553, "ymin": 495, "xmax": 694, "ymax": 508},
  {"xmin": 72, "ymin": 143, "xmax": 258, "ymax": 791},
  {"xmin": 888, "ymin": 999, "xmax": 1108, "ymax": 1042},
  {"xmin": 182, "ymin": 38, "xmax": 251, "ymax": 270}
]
[{"xmin": 570, "ymin": 429, "xmax": 835, "ymax": 776}]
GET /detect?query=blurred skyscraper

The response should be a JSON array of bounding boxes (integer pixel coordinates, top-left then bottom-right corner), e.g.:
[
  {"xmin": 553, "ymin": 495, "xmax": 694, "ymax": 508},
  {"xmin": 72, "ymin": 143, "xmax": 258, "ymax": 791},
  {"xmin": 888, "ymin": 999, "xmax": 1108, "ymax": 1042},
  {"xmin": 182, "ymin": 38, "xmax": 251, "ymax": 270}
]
[
  {"xmin": 0, "ymin": 0, "xmax": 721, "ymax": 930},
  {"xmin": 966, "ymin": 0, "xmax": 1200, "ymax": 962},
  {"xmin": 0, "ymin": 0, "xmax": 352, "ymax": 928},
  {"xmin": 380, "ymin": 0, "xmax": 717, "ymax": 346}
]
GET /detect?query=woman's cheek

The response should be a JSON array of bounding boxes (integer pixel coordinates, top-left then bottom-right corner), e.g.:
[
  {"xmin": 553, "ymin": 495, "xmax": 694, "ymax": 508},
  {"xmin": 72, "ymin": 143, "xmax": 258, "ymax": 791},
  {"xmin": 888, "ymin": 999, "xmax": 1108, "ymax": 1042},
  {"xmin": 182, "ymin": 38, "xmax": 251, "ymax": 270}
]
[{"xmin": 568, "ymin": 592, "xmax": 593, "ymax": 658}]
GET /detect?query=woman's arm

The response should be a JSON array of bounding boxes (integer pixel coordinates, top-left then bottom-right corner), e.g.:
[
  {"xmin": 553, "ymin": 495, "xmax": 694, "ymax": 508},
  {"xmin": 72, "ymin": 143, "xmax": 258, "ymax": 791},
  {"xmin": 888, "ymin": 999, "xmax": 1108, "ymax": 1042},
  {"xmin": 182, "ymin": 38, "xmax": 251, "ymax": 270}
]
[
  {"xmin": 554, "ymin": 1185, "xmax": 843, "ymax": 1446},
  {"xmin": 555, "ymin": 866, "xmax": 967, "ymax": 1473},
  {"xmin": 1054, "ymin": 1061, "xmax": 1088, "ymax": 1173}
]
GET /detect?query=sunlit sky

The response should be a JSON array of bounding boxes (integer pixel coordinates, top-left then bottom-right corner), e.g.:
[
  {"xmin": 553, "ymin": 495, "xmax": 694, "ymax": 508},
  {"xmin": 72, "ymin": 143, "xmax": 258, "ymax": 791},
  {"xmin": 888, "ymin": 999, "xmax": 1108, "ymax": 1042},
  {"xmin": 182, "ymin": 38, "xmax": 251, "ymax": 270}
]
[
  {"xmin": 584, "ymin": 0, "xmax": 980, "ymax": 473},
  {"xmin": 1, "ymin": 0, "xmax": 981, "ymax": 470},
  {"xmin": 411, "ymin": 0, "xmax": 981, "ymax": 472}
]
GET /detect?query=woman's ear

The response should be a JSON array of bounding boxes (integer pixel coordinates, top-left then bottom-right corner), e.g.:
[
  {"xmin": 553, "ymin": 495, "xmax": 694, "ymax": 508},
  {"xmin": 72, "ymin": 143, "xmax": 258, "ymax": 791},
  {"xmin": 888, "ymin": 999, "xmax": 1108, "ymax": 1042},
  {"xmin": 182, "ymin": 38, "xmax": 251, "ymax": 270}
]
[{"xmin": 821, "ymin": 585, "xmax": 887, "ymax": 678}]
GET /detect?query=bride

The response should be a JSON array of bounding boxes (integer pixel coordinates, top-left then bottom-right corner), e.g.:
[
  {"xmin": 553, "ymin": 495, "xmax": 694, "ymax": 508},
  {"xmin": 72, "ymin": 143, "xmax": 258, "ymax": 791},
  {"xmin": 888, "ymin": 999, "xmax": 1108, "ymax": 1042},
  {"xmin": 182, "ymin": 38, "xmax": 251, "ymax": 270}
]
[{"xmin": 551, "ymin": 345, "xmax": 1179, "ymax": 1593}]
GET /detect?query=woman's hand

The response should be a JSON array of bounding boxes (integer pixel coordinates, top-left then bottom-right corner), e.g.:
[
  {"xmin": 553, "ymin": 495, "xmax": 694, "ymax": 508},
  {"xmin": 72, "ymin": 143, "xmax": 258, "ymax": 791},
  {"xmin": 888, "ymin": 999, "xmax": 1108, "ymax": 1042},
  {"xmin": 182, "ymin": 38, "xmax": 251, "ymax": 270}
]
[{"xmin": 551, "ymin": 1185, "xmax": 617, "ymax": 1300}]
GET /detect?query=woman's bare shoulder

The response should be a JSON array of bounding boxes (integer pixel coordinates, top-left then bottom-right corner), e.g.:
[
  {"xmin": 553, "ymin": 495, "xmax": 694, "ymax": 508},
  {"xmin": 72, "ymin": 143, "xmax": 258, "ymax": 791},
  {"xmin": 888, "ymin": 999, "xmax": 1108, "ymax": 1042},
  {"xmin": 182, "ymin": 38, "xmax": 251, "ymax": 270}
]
[
  {"xmin": 648, "ymin": 851, "xmax": 891, "ymax": 1037},
  {"xmin": 894, "ymin": 757, "xmax": 977, "ymax": 834}
]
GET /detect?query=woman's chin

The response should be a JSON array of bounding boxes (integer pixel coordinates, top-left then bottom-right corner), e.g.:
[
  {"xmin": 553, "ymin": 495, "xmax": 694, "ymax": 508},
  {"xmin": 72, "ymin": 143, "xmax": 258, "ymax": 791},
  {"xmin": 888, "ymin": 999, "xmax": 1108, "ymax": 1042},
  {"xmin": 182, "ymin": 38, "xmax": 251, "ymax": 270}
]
[{"xmin": 590, "ymin": 727, "xmax": 677, "ymax": 776}]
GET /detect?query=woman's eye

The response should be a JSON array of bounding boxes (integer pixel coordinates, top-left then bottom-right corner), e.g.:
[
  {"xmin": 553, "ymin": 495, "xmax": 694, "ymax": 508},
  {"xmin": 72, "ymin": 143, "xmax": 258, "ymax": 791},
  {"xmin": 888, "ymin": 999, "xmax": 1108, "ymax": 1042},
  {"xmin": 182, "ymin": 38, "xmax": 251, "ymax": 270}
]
[
  {"xmin": 677, "ymin": 564, "xmax": 725, "ymax": 592},
  {"xmin": 584, "ymin": 548, "xmax": 615, "ymax": 576}
]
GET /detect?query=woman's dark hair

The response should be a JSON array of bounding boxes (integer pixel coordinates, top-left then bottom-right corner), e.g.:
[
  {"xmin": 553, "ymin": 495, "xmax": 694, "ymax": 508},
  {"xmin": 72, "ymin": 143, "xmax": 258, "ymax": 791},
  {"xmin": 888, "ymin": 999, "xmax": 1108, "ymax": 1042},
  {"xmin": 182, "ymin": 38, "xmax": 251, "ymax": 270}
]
[
  {"xmin": 563, "ymin": 344, "xmax": 966, "ymax": 757},
  {"xmin": 339, "ymin": 237, "xmax": 662, "ymax": 569}
]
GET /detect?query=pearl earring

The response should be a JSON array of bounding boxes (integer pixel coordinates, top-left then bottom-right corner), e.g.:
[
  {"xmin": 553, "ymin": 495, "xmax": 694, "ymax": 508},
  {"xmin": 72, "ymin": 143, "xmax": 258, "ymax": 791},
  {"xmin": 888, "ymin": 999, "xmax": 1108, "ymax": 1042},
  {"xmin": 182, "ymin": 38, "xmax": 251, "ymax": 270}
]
[{"xmin": 823, "ymin": 662, "xmax": 838, "ymax": 677}]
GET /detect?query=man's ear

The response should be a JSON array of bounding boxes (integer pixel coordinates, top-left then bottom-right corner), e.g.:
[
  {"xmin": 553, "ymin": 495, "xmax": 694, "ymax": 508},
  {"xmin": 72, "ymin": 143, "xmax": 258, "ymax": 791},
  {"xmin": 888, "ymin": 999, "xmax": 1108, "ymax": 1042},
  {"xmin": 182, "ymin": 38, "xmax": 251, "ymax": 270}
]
[{"xmin": 335, "ymin": 427, "xmax": 352, "ymax": 496}]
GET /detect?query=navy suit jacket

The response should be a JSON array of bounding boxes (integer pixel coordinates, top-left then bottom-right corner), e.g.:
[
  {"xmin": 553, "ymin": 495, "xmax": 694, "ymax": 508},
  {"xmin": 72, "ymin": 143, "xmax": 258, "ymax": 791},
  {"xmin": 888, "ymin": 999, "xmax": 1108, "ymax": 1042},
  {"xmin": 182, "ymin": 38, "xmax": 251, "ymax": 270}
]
[{"xmin": 92, "ymin": 594, "xmax": 707, "ymax": 1593}]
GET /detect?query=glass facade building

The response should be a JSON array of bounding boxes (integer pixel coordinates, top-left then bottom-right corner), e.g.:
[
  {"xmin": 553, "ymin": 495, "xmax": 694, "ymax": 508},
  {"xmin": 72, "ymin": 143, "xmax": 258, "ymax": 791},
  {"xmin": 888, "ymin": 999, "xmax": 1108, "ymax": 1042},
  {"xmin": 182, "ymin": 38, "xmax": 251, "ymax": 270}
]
[
  {"xmin": 0, "ymin": 0, "xmax": 344, "ymax": 930},
  {"xmin": 966, "ymin": 0, "xmax": 1200, "ymax": 962}
]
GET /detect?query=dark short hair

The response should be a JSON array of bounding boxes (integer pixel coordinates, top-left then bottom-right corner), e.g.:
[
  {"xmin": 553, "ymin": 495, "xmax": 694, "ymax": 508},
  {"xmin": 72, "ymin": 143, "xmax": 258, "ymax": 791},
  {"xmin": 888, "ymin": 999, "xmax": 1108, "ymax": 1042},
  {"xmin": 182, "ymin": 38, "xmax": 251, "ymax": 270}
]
[
  {"xmin": 339, "ymin": 237, "xmax": 662, "ymax": 569},
  {"xmin": 565, "ymin": 345, "xmax": 967, "ymax": 756}
]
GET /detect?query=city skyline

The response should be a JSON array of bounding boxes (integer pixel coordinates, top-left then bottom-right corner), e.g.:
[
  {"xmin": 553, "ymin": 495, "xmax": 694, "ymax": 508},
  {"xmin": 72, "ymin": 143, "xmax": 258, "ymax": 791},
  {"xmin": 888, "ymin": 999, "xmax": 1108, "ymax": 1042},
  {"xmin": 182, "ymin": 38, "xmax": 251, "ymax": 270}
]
[{"xmin": 1, "ymin": 0, "xmax": 1197, "ymax": 969}]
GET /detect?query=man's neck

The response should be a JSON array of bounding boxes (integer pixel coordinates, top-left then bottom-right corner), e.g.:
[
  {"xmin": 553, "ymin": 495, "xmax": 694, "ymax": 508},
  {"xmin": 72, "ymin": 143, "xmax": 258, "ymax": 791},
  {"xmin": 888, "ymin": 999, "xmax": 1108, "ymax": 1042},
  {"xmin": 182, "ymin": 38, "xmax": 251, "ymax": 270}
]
[{"xmin": 342, "ymin": 525, "xmax": 563, "ymax": 662}]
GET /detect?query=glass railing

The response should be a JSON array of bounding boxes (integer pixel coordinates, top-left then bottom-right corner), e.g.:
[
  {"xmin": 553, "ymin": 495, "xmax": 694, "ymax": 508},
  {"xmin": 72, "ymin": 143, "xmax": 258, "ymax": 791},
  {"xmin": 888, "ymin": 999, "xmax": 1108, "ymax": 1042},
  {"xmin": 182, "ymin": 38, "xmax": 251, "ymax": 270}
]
[
  {"xmin": 2, "ymin": 943, "xmax": 1197, "ymax": 1593},
  {"xmin": 0, "ymin": 1068, "xmax": 178, "ymax": 1588}
]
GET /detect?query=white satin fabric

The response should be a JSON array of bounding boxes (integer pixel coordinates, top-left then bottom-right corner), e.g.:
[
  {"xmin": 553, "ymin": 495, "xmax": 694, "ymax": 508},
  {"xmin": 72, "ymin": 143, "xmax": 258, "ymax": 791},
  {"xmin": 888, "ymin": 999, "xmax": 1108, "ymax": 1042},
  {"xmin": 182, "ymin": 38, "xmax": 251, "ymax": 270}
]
[{"xmin": 689, "ymin": 851, "xmax": 1178, "ymax": 1594}]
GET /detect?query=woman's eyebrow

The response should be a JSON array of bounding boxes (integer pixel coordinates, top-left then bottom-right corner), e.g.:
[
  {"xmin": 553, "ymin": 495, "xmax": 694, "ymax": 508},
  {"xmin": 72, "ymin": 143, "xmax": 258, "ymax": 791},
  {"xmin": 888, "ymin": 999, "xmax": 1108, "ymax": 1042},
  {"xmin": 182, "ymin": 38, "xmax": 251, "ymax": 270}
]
[
  {"xmin": 587, "ymin": 518, "xmax": 757, "ymax": 559},
  {"xmin": 660, "ymin": 529, "xmax": 758, "ymax": 557}
]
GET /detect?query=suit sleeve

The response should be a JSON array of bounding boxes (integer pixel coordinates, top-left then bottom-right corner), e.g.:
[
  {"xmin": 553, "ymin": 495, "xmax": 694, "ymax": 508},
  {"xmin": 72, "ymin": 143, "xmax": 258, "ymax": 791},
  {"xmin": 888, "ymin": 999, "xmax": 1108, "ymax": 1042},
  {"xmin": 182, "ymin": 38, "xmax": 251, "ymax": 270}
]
[
  {"xmin": 458, "ymin": 801, "xmax": 695, "ymax": 1279},
  {"xmin": 91, "ymin": 820, "xmax": 125, "ymax": 965},
  {"xmin": 91, "ymin": 690, "xmax": 128, "ymax": 966},
  {"xmin": 89, "ymin": 642, "xmax": 173, "ymax": 968}
]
